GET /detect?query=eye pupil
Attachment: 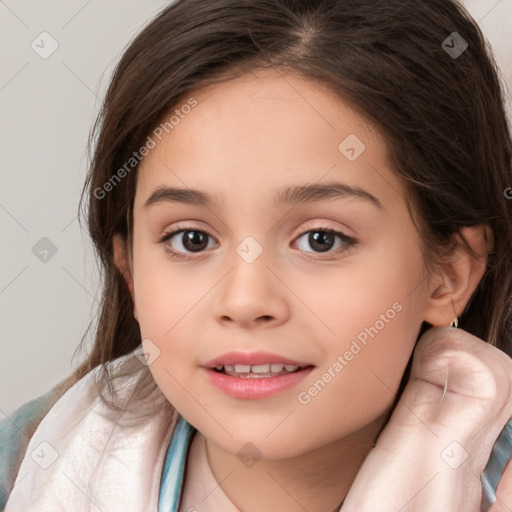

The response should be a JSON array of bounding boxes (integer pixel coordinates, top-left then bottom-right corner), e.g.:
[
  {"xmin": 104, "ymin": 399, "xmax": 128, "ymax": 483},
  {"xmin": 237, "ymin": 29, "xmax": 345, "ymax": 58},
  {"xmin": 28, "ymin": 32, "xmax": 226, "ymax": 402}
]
[
  {"xmin": 183, "ymin": 230, "xmax": 208, "ymax": 252},
  {"xmin": 309, "ymin": 231, "xmax": 334, "ymax": 252}
]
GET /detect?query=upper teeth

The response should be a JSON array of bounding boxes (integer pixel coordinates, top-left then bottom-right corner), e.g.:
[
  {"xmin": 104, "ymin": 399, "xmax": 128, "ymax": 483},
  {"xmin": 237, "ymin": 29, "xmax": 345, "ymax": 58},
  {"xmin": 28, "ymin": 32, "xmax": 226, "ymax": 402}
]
[{"xmin": 215, "ymin": 363, "xmax": 303, "ymax": 373}]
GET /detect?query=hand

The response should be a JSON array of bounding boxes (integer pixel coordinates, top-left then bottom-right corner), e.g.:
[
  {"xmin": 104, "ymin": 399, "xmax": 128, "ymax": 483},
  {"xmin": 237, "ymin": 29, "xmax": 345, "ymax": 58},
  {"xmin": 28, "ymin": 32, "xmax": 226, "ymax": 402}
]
[{"xmin": 341, "ymin": 326, "xmax": 512, "ymax": 512}]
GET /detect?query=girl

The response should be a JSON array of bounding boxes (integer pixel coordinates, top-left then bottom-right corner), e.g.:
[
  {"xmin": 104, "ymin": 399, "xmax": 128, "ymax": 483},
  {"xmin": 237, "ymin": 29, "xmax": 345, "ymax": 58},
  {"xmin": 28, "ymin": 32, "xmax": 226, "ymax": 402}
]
[{"xmin": 2, "ymin": 0, "xmax": 512, "ymax": 510}]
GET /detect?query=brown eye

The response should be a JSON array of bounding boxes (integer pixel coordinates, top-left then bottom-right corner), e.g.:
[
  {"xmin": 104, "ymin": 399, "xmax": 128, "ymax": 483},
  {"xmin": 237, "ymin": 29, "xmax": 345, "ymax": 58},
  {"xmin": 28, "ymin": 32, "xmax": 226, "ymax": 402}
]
[
  {"xmin": 179, "ymin": 230, "xmax": 209, "ymax": 252},
  {"xmin": 307, "ymin": 231, "xmax": 336, "ymax": 252},
  {"xmin": 160, "ymin": 228, "xmax": 217, "ymax": 257},
  {"xmin": 294, "ymin": 228, "xmax": 354, "ymax": 255},
  {"xmin": 159, "ymin": 224, "xmax": 356, "ymax": 261}
]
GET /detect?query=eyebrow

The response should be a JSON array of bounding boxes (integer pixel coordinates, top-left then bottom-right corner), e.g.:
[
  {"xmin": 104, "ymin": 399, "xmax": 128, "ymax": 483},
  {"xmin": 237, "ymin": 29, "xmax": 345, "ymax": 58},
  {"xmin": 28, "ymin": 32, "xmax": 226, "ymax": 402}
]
[{"xmin": 143, "ymin": 182, "xmax": 383, "ymax": 210}]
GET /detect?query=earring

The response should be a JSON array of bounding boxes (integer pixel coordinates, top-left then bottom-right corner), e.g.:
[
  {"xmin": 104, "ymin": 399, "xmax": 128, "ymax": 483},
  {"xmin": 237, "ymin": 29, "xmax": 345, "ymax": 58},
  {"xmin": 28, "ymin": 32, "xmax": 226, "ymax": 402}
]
[{"xmin": 449, "ymin": 317, "xmax": 458, "ymax": 329}]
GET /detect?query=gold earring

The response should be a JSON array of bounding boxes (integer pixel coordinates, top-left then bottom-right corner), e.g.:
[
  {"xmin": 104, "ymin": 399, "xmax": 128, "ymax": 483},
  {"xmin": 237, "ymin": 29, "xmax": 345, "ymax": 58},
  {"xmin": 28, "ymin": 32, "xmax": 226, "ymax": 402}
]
[{"xmin": 449, "ymin": 317, "xmax": 458, "ymax": 329}]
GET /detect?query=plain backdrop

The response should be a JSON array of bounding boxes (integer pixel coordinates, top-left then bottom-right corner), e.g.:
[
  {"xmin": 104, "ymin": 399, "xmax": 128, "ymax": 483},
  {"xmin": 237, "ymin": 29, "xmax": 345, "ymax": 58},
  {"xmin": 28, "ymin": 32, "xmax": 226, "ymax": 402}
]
[{"xmin": 1, "ymin": 0, "xmax": 511, "ymax": 417}]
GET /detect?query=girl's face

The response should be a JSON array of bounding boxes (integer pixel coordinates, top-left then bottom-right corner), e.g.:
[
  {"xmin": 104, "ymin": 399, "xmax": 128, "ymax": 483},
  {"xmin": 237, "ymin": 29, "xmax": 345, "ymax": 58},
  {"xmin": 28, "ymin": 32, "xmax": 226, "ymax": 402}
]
[{"xmin": 130, "ymin": 68, "xmax": 434, "ymax": 458}]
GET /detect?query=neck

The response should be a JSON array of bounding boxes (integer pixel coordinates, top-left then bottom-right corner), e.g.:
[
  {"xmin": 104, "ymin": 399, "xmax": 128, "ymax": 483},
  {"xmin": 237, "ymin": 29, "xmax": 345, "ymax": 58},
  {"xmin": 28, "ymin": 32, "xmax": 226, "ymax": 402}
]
[{"xmin": 202, "ymin": 414, "xmax": 388, "ymax": 512}]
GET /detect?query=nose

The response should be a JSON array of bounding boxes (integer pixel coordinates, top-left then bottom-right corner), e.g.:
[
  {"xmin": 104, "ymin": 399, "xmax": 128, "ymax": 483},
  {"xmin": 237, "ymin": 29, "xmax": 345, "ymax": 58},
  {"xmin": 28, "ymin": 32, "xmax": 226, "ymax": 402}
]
[{"xmin": 212, "ymin": 246, "xmax": 290, "ymax": 330}]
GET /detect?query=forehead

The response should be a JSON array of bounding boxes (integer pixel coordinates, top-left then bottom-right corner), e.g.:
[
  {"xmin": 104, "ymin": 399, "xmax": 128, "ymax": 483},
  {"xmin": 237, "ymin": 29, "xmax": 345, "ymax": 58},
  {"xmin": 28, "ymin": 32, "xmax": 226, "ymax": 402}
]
[{"xmin": 134, "ymin": 68, "xmax": 401, "ymax": 211}]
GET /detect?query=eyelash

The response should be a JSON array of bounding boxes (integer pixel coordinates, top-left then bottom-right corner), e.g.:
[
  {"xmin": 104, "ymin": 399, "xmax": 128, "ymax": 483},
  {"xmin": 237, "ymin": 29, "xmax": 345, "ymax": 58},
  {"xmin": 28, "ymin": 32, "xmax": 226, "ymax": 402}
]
[{"xmin": 158, "ymin": 223, "xmax": 356, "ymax": 261}]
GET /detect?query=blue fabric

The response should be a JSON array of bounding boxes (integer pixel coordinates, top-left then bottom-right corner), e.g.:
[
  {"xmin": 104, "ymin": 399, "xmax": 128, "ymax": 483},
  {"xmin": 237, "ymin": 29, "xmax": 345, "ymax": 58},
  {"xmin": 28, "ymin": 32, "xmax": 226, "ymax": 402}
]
[
  {"xmin": 158, "ymin": 415, "xmax": 197, "ymax": 512},
  {"xmin": 0, "ymin": 387, "xmax": 62, "ymax": 512},
  {"xmin": 481, "ymin": 417, "xmax": 512, "ymax": 509}
]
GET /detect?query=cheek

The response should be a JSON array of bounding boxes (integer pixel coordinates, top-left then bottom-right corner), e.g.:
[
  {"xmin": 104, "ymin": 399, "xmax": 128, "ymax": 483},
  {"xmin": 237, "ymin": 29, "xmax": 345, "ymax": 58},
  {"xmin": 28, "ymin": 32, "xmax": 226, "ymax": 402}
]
[
  {"xmin": 303, "ymin": 305, "xmax": 418, "ymax": 414},
  {"xmin": 131, "ymin": 246, "xmax": 232, "ymax": 413},
  {"xmin": 297, "ymin": 253, "xmax": 423, "ymax": 422},
  {"xmin": 132, "ymin": 236, "xmax": 208, "ymax": 338},
  {"xmin": 130, "ymin": 240, "xmax": 203, "ymax": 381},
  {"xmin": 133, "ymin": 268, "xmax": 207, "ymax": 398}
]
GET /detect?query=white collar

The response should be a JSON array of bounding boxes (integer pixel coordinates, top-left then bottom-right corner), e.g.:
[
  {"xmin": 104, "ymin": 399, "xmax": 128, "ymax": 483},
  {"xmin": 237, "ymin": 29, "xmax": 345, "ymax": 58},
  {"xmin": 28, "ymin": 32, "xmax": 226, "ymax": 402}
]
[{"xmin": 5, "ymin": 353, "xmax": 177, "ymax": 512}]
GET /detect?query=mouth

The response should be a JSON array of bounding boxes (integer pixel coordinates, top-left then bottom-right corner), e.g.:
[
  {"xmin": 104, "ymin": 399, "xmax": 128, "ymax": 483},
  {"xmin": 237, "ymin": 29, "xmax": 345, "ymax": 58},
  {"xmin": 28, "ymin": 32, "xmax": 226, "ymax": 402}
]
[
  {"xmin": 204, "ymin": 364, "xmax": 314, "ymax": 399},
  {"xmin": 211, "ymin": 363, "xmax": 314, "ymax": 378},
  {"xmin": 202, "ymin": 351, "xmax": 315, "ymax": 398}
]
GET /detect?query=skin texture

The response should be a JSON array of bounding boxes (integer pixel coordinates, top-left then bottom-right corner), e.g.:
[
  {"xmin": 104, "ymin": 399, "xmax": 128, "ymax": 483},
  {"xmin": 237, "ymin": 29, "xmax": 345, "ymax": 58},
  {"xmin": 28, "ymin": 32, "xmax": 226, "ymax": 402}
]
[{"xmin": 113, "ymin": 68, "xmax": 495, "ymax": 511}]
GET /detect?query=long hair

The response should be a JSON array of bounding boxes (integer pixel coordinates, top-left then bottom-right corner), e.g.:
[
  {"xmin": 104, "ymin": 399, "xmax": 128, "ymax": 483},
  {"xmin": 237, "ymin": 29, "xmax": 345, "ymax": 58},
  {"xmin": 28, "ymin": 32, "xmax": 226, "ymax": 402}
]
[{"xmin": 71, "ymin": 0, "xmax": 512, "ymax": 413}]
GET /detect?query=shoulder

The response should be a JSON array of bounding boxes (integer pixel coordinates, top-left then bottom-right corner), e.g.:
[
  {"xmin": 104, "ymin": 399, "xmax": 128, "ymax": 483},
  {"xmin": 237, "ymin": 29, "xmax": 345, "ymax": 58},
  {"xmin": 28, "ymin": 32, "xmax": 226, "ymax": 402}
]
[{"xmin": 0, "ymin": 375, "xmax": 74, "ymax": 511}]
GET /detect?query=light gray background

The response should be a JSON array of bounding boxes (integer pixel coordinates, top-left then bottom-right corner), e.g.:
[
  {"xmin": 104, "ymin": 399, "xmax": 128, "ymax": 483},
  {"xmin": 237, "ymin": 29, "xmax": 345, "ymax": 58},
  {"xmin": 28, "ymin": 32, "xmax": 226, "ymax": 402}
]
[{"xmin": 1, "ymin": 0, "xmax": 511, "ymax": 417}]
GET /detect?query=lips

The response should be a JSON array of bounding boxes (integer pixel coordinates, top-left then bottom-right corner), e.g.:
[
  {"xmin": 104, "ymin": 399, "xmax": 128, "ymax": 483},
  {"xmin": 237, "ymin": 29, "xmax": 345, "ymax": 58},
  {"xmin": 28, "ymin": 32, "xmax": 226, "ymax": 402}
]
[
  {"xmin": 202, "ymin": 350, "xmax": 312, "ymax": 369},
  {"xmin": 203, "ymin": 365, "xmax": 314, "ymax": 399},
  {"xmin": 202, "ymin": 351, "xmax": 315, "ymax": 399}
]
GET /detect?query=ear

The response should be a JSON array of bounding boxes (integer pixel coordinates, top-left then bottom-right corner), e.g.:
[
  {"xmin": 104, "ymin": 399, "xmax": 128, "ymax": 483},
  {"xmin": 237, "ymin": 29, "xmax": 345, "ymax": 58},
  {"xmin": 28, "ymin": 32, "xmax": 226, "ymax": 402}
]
[
  {"xmin": 113, "ymin": 233, "xmax": 137, "ymax": 321},
  {"xmin": 423, "ymin": 224, "xmax": 493, "ymax": 327}
]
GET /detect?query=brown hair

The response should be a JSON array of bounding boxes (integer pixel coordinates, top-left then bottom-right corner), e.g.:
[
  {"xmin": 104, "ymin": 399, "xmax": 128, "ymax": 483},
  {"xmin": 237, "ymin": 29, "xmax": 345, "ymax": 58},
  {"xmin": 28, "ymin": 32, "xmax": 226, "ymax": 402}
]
[{"xmin": 70, "ymin": 0, "xmax": 512, "ymax": 412}]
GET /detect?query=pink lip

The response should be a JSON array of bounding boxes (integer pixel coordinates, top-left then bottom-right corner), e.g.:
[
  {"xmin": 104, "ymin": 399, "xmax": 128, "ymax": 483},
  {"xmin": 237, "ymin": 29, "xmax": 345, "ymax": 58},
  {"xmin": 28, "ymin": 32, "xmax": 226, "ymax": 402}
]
[
  {"xmin": 202, "ymin": 350, "xmax": 312, "ymax": 369},
  {"xmin": 203, "ymin": 366, "xmax": 314, "ymax": 399}
]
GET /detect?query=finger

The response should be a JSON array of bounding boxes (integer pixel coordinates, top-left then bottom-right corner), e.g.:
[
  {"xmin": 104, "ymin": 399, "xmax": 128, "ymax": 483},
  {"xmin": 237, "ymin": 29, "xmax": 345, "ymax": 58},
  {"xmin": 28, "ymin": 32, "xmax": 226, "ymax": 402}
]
[
  {"xmin": 412, "ymin": 327, "xmax": 512, "ymax": 409},
  {"xmin": 414, "ymin": 327, "xmax": 512, "ymax": 393}
]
